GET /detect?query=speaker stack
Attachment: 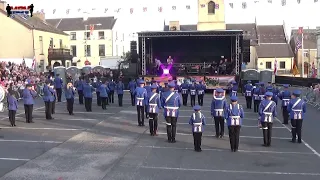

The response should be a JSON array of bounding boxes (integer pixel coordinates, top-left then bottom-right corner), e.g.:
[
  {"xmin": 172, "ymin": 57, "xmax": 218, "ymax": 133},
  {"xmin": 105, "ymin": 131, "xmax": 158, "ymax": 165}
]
[
  {"xmin": 130, "ymin": 41, "xmax": 138, "ymax": 63},
  {"xmin": 242, "ymin": 40, "xmax": 250, "ymax": 63}
]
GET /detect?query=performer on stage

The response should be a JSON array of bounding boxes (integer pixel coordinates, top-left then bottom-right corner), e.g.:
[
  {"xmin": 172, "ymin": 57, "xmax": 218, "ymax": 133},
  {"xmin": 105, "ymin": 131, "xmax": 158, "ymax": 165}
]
[
  {"xmin": 189, "ymin": 80, "xmax": 197, "ymax": 107},
  {"xmin": 253, "ymin": 83, "xmax": 260, "ymax": 113},
  {"xmin": 128, "ymin": 78, "xmax": 136, "ymax": 106},
  {"xmin": 211, "ymin": 88, "xmax": 227, "ymax": 138},
  {"xmin": 116, "ymin": 79, "xmax": 125, "ymax": 107},
  {"xmin": 196, "ymin": 80, "xmax": 206, "ymax": 106},
  {"xmin": 225, "ymin": 96, "xmax": 244, "ymax": 152},
  {"xmin": 75, "ymin": 77, "xmax": 84, "ymax": 104},
  {"xmin": 43, "ymin": 80, "xmax": 55, "ymax": 119},
  {"xmin": 244, "ymin": 80, "xmax": 253, "ymax": 109},
  {"xmin": 135, "ymin": 80, "xmax": 148, "ymax": 126},
  {"xmin": 180, "ymin": 79, "xmax": 189, "ymax": 106},
  {"xmin": 189, "ymin": 105, "xmax": 206, "ymax": 152},
  {"xmin": 278, "ymin": 84, "xmax": 291, "ymax": 124},
  {"xmin": 146, "ymin": 84, "xmax": 161, "ymax": 136},
  {"xmin": 161, "ymin": 82, "xmax": 181, "ymax": 143},
  {"xmin": 65, "ymin": 82, "xmax": 76, "ymax": 115},
  {"xmin": 287, "ymin": 90, "xmax": 306, "ymax": 143},
  {"xmin": 167, "ymin": 56, "xmax": 173, "ymax": 65},
  {"xmin": 258, "ymin": 92, "xmax": 277, "ymax": 147}
]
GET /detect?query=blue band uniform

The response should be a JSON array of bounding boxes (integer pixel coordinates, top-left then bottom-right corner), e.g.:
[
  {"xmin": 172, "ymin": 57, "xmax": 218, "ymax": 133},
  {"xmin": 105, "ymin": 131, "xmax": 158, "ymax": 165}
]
[
  {"xmin": 283, "ymin": 99, "xmax": 290, "ymax": 106},
  {"xmin": 245, "ymin": 90, "xmax": 252, "ymax": 97},
  {"xmin": 136, "ymin": 97, "xmax": 144, "ymax": 106}
]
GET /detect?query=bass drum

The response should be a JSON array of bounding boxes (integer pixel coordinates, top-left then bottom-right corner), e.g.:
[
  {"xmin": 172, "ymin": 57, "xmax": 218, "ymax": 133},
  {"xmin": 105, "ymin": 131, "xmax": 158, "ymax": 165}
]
[
  {"xmin": 93, "ymin": 65, "xmax": 105, "ymax": 74},
  {"xmin": 0, "ymin": 86, "xmax": 6, "ymax": 112},
  {"xmin": 66, "ymin": 66, "xmax": 80, "ymax": 80}
]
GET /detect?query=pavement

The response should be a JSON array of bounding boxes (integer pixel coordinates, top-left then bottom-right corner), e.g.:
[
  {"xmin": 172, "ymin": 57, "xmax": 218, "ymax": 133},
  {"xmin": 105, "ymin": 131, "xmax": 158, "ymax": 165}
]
[{"xmin": 0, "ymin": 92, "xmax": 320, "ymax": 180}]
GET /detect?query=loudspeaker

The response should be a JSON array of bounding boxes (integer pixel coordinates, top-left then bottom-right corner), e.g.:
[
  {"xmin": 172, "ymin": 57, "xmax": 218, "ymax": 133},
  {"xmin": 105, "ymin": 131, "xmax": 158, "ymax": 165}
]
[
  {"xmin": 130, "ymin": 41, "xmax": 137, "ymax": 53},
  {"xmin": 130, "ymin": 53, "xmax": 138, "ymax": 63},
  {"xmin": 242, "ymin": 40, "xmax": 250, "ymax": 63}
]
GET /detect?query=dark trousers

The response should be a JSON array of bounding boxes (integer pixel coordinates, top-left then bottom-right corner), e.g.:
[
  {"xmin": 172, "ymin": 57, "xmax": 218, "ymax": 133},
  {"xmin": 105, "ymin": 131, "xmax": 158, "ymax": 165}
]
[
  {"xmin": 254, "ymin": 100, "xmax": 260, "ymax": 112},
  {"xmin": 96, "ymin": 92, "xmax": 101, "ymax": 106},
  {"xmin": 214, "ymin": 116, "xmax": 224, "ymax": 137},
  {"xmin": 45, "ymin": 101, "xmax": 53, "ymax": 119},
  {"xmin": 24, "ymin": 104, "xmax": 33, "ymax": 123},
  {"xmin": 56, "ymin": 88, "xmax": 62, "ymax": 102},
  {"xmin": 84, "ymin": 97, "xmax": 92, "ymax": 112},
  {"xmin": 182, "ymin": 94, "xmax": 188, "ymax": 106},
  {"xmin": 262, "ymin": 122, "xmax": 273, "ymax": 146},
  {"xmin": 145, "ymin": 106, "xmax": 149, "ymax": 118},
  {"xmin": 52, "ymin": 99, "xmax": 56, "ymax": 114},
  {"xmin": 149, "ymin": 113, "xmax": 158, "ymax": 135},
  {"xmin": 66, "ymin": 98, "xmax": 74, "ymax": 114},
  {"xmin": 137, "ymin": 106, "xmax": 145, "ymax": 126},
  {"xmin": 291, "ymin": 119, "xmax": 303, "ymax": 143},
  {"xmin": 190, "ymin": 95, "xmax": 196, "ymax": 107},
  {"xmin": 78, "ymin": 90, "xmax": 84, "ymax": 104},
  {"xmin": 130, "ymin": 93, "xmax": 135, "ymax": 106},
  {"xmin": 101, "ymin": 97, "xmax": 107, "ymax": 109},
  {"xmin": 198, "ymin": 94, "xmax": 204, "ymax": 106},
  {"xmin": 109, "ymin": 91, "xmax": 114, "ymax": 103},
  {"xmin": 193, "ymin": 132, "xmax": 202, "ymax": 151},
  {"xmin": 118, "ymin": 94, "xmax": 123, "ymax": 106},
  {"xmin": 282, "ymin": 107, "xmax": 289, "ymax": 124},
  {"xmin": 166, "ymin": 116, "xmax": 177, "ymax": 142},
  {"xmin": 245, "ymin": 96, "xmax": 252, "ymax": 109},
  {"xmin": 228, "ymin": 126, "xmax": 241, "ymax": 151},
  {"xmin": 8, "ymin": 110, "xmax": 16, "ymax": 126}
]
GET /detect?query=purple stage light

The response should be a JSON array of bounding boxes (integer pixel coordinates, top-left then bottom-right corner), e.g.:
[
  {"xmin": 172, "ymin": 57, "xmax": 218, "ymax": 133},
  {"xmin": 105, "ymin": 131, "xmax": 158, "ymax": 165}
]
[{"xmin": 163, "ymin": 69, "xmax": 169, "ymax": 75}]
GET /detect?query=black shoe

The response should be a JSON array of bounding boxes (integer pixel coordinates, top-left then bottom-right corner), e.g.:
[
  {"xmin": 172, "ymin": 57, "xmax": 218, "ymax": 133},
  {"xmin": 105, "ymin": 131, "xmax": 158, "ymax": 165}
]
[
  {"xmin": 290, "ymin": 140, "xmax": 296, "ymax": 143},
  {"xmin": 172, "ymin": 139, "xmax": 176, "ymax": 143},
  {"xmin": 282, "ymin": 123, "xmax": 288, "ymax": 125},
  {"xmin": 219, "ymin": 135, "xmax": 224, "ymax": 138},
  {"xmin": 14, "ymin": 124, "xmax": 16, "ymax": 126},
  {"xmin": 298, "ymin": 140, "xmax": 302, "ymax": 144},
  {"xmin": 262, "ymin": 144, "xmax": 267, "ymax": 147},
  {"xmin": 215, "ymin": 135, "xmax": 219, "ymax": 138},
  {"xmin": 168, "ymin": 140, "xmax": 172, "ymax": 143}
]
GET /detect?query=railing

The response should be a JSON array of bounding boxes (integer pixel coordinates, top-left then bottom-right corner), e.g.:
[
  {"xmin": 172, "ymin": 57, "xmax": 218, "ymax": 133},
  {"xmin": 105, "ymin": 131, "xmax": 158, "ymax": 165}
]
[{"xmin": 48, "ymin": 48, "xmax": 73, "ymax": 60}]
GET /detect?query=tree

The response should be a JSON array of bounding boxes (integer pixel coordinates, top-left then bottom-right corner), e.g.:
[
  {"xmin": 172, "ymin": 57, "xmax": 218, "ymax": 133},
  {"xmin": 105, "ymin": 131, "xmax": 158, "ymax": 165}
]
[{"xmin": 118, "ymin": 51, "xmax": 131, "ymax": 70}]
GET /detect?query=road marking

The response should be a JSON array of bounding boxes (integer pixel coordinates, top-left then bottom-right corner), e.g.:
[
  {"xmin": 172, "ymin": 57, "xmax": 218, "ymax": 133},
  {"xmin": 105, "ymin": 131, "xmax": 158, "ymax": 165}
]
[
  {"xmin": 0, "ymin": 158, "xmax": 30, "ymax": 161},
  {"xmin": 160, "ymin": 122, "xmax": 285, "ymax": 128},
  {"xmin": 0, "ymin": 127, "xmax": 84, "ymax": 131},
  {"xmin": 33, "ymin": 110, "xmax": 114, "ymax": 115},
  {"xmin": 136, "ymin": 145, "xmax": 314, "ymax": 155},
  {"xmin": 140, "ymin": 166, "xmax": 320, "ymax": 176},
  {"xmin": 275, "ymin": 117, "xmax": 320, "ymax": 158},
  {"xmin": 156, "ymin": 132, "xmax": 291, "ymax": 139},
  {"xmin": 0, "ymin": 139, "xmax": 62, "ymax": 143},
  {"xmin": 15, "ymin": 117, "xmax": 99, "ymax": 121}
]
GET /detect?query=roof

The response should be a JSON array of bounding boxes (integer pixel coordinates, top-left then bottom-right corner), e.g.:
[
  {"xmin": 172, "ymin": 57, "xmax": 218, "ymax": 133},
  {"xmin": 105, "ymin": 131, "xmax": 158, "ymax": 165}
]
[
  {"xmin": 138, "ymin": 30, "xmax": 243, "ymax": 37},
  {"xmin": 163, "ymin": 25, "xmax": 197, "ymax": 31},
  {"xmin": 256, "ymin": 43, "xmax": 293, "ymax": 58},
  {"xmin": 290, "ymin": 29, "xmax": 317, "ymax": 49},
  {"xmin": 46, "ymin": 17, "xmax": 117, "ymax": 31},
  {"xmin": 0, "ymin": 9, "xmax": 67, "ymax": 35},
  {"xmin": 257, "ymin": 25, "xmax": 286, "ymax": 43}
]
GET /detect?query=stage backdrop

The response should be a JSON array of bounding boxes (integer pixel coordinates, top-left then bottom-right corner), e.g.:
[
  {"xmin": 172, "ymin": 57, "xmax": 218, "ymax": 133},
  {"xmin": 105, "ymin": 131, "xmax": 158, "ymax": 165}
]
[
  {"xmin": 144, "ymin": 76, "xmax": 172, "ymax": 86},
  {"xmin": 176, "ymin": 76, "xmax": 205, "ymax": 85},
  {"xmin": 205, "ymin": 76, "xmax": 235, "ymax": 89}
]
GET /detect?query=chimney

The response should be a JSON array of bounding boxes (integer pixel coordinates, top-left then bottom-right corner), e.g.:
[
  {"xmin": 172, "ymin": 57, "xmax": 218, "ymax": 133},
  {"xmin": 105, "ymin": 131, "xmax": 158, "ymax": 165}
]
[
  {"xmin": 0, "ymin": 1, "xmax": 6, "ymax": 11},
  {"xmin": 33, "ymin": 12, "xmax": 45, "ymax": 21},
  {"xmin": 169, "ymin": 21, "xmax": 180, "ymax": 31}
]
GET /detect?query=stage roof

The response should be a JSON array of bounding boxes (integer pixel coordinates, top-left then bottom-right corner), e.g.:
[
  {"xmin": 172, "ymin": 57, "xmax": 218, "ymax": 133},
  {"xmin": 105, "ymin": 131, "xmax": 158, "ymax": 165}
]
[{"xmin": 137, "ymin": 30, "xmax": 243, "ymax": 37}]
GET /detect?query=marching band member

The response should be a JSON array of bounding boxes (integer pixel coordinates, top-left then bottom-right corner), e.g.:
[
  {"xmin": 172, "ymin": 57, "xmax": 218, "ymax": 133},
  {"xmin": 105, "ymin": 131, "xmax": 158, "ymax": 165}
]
[
  {"xmin": 258, "ymin": 92, "xmax": 277, "ymax": 147},
  {"xmin": 156, "ymin": 80, "xmax": 161, "ymax": 93},
  {"xmin": 278, "ymin": 84, "xmax": 291, "ymax": 124},
  {"xmin": 134, "ymin": 80, "xmax": 148, "ymax": 126},
  {"xmin": 258, "ymin": 83, "xmax": 266, "ymax": 108},
  {"xmin": 51, "ymin": 81, "xmax": 56, "ymax": 114},
  {"xmin": 99, "ymin": 81, "xmax": 109, "ymax": 110},
  {"xmin": 23, "ymin": 84, "xmax": 37, "ymax": 123},
  {"xmin": 146, "ymin": 84, "xmax": 161, "ymax": 136},
  {"xmin": 116, "ymin": 79, "xmax": 125, "ymax": 107},
  {"xmin": 7, "ymin": 90, "xmax": 18, "ymax": 126},
  {"xmin": 271, "ymin": 83, "xmax": 280, "ymax": 105},
  {"xmin": 225, "ymin": 96, "xmax": 244, "ymax": 152},
  {"xmin": 189, "ymin": 80, "xmax": 197, "ymax": 107},
  {"xmin": 266, "ymin": 81, "xmax": 273, "ymax": 90},
  {"xmin": 108, "ymin": 80, "xmax": 116, "ymax": 104},
  {"xmin": 229, "ymin": 80, "xmax": 238, "ymax": 97},
  {"xmin": 53, "ymin": 74, "xmax": 63, "ymax": 102},
  {"xmin": 144, "ymin": 81, "xmax": 152, "ymax": 118},
  {"xmin": 94, "ymin": 79, "xmax": 102, "ymax": 106},
  {"xmin": 189, "ymin": 105, "xmax": 206, "ymax": 152},
  {"xmin": 180, "ymin": 79, "xmax": 189, "ymax": 106},
  {"xmin": 43, "ymin": 80, "xmax": 55, "ymax": 119},
  {"xmin": 75, "ymin": 77, "xmax": 84, "ymax": 104},
  {"xmin": 65, "ymin": 82, "xmax": 76, "ymax": 115},
  {"xmin": 196, "ymin": 80, "xmax": 206, "ymax": 106},
  {"xmin": 161, "ymin": 82, "xmax": 181, "ymax": 143},
  {"xmin": 174, "ymin": 80, "xmax": 179, "ymax": 93},
  {"xmin": 83, "ymin": 80, "xmax": 95, "ymax": 112},
  {"xmin": 244, "ymin": 80, "xmax": 253, "ymax": 109},
  {"xmin": 128, "ymin": 78, "xmax": 136, "ymax": 106},
  {"xmin": 253, "ymin": 83, "xmax": 260, "ymax": 113},
  {"xmin": 211, "ymin": 88, "xmax": 227, "ymax": 138},
  {"xmin": 287, "ymin": 90, "xmax": 306, "ymax": 143}
]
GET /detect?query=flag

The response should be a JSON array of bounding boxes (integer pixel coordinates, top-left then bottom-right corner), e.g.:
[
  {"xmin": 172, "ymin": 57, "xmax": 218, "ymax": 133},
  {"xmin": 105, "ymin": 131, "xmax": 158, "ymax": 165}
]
[
  {"xmin": 295, "ymin": 38, "xmax": 302, "ymax": 53},
  {"xmin": 311, "ymin": 62, "xmax": 317, "ymax": 78},
  {"xmin": 292, "ymin": 60, "xmax": 299, "ymax": 76},
  {"xmin": 274, "ymin": 58, "xmax": 277, "ymax": 75},
  {"xmin": 32, "ymin": 56, "xmax": 36, "ymax": 70},
  {"xmin": 90, "ymin": 25, "xmax": 94, "ymax": 35}
]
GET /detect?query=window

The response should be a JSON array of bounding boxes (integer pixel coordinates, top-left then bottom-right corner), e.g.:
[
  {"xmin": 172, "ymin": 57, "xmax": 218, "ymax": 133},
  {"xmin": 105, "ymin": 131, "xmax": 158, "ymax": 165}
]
[
  {"xmin": 280, "ymin": 61, "xmax": 286, "ymax": 69},
  {"xmin": 59, "ymin": 39, "xmax": 63, "ymax": 48},
  {"xmin": 39, "ymin": 36, "xmax": 43, "ymax": 54},
  {"xmin": 49, "ymin": 38, "xmax": 53, "ymax": 48},
  {"xmin": 99, "ymin": 44, "xmax": 105, "ymax": 56},
  {"xmin": 70, "ymin": 45, "xmax": 77, "ymax": 56},
  {"xmin": 98, "ymin": 31, "xmax": 105, "ymax": 39},
  {"xmin": 84, "ymin": 32, "xmax": 90, "ymax": 40},
  {"xmin": 84, "ymin": 45, "xmax": 91, "ymax": 56},
  {"xmin": 208, "ymin": 1, "xmax": 216, "ymax": 14},
  {"xmin": 266, "ymin": 62, "xmax": 272, "ymax": 69},
  {"xmin": 70, "ymin": 32, "xmax": 76, "ymax": 40}
]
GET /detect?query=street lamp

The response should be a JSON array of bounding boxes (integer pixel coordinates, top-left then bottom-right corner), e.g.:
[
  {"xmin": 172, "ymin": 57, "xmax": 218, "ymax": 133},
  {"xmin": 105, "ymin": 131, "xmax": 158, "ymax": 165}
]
[{"xmin": 84, "ymin": 23, "xmax": 102, "ymax": 61}]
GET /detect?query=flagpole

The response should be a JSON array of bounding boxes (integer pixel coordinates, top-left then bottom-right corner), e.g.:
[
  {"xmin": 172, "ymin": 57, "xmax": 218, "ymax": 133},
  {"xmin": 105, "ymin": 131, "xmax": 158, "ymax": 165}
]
[{"xmin": 301, "ymin": 31, "xmax": 304, "ymax": 77}]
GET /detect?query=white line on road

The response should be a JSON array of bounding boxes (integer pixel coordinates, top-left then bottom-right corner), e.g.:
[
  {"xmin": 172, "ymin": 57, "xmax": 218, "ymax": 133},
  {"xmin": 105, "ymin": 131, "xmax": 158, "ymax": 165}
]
[
  {"xmin": 33, "ymin": 110, "xmax": 114, "ymax": 115},
  {"xmin": 160, "ymin": 122, "xmax": 285, "ymax": 128},
  {"xmin": 15, "ymin": 117, "xmax": 99, "ymax": 121},
  {"xmin": 274, "ymin": 117, "xmax": 320, "ymax": 158},
  {"xmin": 140, "ymin": 166, "xmax": 320, "ymax": 176},
  {"xmin": 0, "ymin": 139, "xmax": 62, "ymax": 143},
  {"xmin": 137, "ymin": 145, "xmax": 314, "ymax": 155},
  {"xmin": 0, "ymin": 158, "xmax": 30, "ymax": 161},
  {"xmin": 0, "ymin": 127, "xmax": 84, "ymax": 131}
]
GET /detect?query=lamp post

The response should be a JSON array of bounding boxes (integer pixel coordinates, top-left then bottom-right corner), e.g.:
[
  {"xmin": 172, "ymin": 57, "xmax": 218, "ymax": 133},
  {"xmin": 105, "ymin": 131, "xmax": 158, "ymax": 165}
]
[{"xmin": 84, "ymin": 23, "xmax": 102, "ymax": 61}]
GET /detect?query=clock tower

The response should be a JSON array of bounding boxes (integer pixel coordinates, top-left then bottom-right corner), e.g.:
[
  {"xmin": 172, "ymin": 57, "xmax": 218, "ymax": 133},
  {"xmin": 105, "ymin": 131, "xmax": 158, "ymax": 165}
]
[{"xmin": 197, "ymin": 0, "xmax": 226, "ymax": 31}]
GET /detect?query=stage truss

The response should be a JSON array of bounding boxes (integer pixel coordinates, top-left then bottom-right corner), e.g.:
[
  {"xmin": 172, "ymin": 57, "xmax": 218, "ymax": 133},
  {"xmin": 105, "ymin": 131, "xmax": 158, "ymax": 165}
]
[{"xmin": 138, "ymin": 30, "xmax": 243, "ymax": 76}]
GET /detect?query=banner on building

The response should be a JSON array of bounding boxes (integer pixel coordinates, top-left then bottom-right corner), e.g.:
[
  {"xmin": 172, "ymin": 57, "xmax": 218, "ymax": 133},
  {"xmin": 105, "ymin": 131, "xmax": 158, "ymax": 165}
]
[{"xmin": 205, "ymin": 76, "xmax": 235, "ymax": 89}]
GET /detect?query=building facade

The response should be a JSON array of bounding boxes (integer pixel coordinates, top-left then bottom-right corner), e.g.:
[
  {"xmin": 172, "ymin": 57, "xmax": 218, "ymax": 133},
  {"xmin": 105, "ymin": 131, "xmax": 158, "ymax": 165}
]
[
  {"xmin": 0, "ymin": 2, "xmax": 70, "ymax": 72},
  {"xmin": 46, "ymin": 17, "xmax": 117, "ymax": 67}
]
